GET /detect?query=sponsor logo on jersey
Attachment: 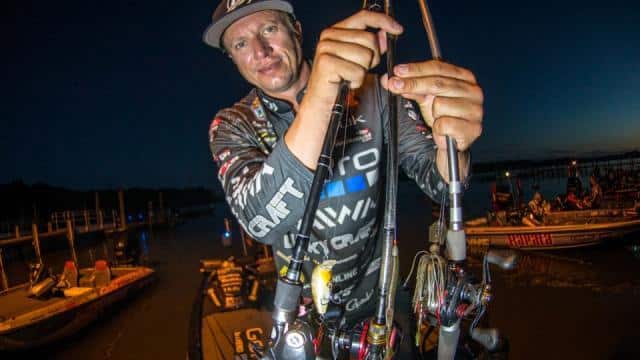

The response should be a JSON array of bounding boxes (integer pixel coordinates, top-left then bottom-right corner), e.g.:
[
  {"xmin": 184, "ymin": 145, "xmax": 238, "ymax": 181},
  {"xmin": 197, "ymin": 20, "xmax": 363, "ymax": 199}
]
[
  {"xmin": 313, "ymin": 197, "xmax": 377, "ymax": 230},
  {"xmin": 246, "ymin": 177, "xmax": 304, "ymax": 238}
]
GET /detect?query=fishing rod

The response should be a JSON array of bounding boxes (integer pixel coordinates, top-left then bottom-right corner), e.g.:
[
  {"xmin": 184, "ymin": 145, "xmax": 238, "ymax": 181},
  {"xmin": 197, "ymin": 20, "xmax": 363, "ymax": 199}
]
[
  {"xmin": 263, "ymin": 79, "xmax": 349, "ymax": 360},
  {"xmin": 366, "ymin": 0, "xmax": 400, "ymax": 358},
  {"xmin": 263, "ymin": 1, "xmax": 387, "ymax": 358},
  {"xmin": 412, "ymin": 1, "xmax": 518, "ymax": 358}
]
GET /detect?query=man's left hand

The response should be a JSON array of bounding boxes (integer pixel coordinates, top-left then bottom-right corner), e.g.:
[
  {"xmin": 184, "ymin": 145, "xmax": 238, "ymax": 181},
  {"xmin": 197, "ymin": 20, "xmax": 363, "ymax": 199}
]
[{"xmin": 381, "ymin": 60, "xmax": 483, "ymax": 152}]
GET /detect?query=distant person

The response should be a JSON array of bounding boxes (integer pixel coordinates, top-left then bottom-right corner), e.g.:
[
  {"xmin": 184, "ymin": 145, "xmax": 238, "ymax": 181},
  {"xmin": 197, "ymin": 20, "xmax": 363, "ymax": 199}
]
[
  {"xmin": 515, "ymin": 177, "xmax": 524, "ymax": 208},
  {"xmin": 582, "ymin": 175, "xmax": 602, "ymax": 209},
  {"xmin": 566, "ymin": 166, "xmax": 583, "ymax": 197},
  {"xmin": 565, "ymin": 190, "xmax": 583, "ymax": 210},
  {"xmin": 490, "ymin": 181, "xmax": 502, "ymax": 212},
  {"xmin": 522, "ymin": 191, "xmax": 545, "ymax": 226}
]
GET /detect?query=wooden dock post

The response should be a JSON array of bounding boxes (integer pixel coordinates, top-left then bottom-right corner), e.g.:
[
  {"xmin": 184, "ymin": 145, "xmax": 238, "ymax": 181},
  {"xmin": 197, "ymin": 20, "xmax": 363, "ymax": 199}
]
[
  {"xmin": 148, "ymin": 201, "xmax": 153, "ymax": 227},
  {"xmin": 95, "ymin": 192, "xmax": 100, "ymax": 223},
  {"xmin": 98, "ymin": 209, "xmax": 104, "ymax": 229},
  {"xmin": 240, "ymin": 227, "xmax": 248, "ymax": 256},
  {"xmin": 118, "ymin": 190, "xmax": 127, "ymax": 230},
  {"xmin": 66, "ymin": 219, "xmax": 79, "ymax": 265},
  {"xmin": 0, "ymin": 248, "xmax": 9, "ymax": 291},
  {"xmin": 83, "ymin": 209, "xmax": 89, "ymax": 232},
  {"xmin": 32, "ymin": 223, "xmax": 43, "ymax": 265},
  {"xmin": 158, "ymin": 192, "xmax": 165, "ymax": 223},
  {"xmin": 103, "ymin": 241, "xmax": 109, "ymax": 259}
]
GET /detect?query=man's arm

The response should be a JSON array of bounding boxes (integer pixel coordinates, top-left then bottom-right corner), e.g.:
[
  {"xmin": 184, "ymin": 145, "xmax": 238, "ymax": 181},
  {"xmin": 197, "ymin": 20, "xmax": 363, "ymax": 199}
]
[
  {"xmin": 209, "ymin": 106, "xmax": 314, "ymax": 245},
  {"xmin": 393, "ymin": 96, "xmax": 469, "ymax": 202}
]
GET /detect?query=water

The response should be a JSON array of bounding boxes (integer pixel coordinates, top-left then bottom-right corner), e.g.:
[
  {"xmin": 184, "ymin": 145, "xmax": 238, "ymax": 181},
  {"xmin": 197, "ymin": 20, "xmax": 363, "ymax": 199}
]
[{"xmin": 1, "ymin": 179, "xmax": 639, "ymax": 359}]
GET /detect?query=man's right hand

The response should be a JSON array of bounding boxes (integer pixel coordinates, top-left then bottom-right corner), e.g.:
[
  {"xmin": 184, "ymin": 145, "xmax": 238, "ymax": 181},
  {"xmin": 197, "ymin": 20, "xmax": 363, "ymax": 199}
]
[
  {"xmin": 286, "ymin": 10, "xmax": 403, "ymax": 170},
  {"xmin": 304, "ymin": 10, "xmax": 404, "ymax": 113}
]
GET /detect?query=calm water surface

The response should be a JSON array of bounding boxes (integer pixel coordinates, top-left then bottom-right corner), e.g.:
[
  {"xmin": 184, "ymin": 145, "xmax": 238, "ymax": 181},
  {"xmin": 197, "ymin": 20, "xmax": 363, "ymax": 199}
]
[{"xmin": 1, "ymin": 180, "xmax": 639, "ymax": 359}]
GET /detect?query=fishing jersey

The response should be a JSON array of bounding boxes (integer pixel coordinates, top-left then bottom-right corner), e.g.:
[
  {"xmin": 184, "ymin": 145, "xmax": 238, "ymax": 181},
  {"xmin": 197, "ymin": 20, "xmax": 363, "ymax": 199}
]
[{"xmin": 209, "ymin": 74, "xmax": 449, "ymax": 322}]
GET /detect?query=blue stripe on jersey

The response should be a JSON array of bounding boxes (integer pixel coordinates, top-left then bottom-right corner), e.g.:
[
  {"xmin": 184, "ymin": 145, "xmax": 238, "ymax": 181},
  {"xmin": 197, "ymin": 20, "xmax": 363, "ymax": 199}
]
[
  {"xmin": 320, "ymin": 180, "xmax": 346, "ymax": 200},
  {"xmin": 345, "ymin": 174, "xmax": 367, "ymax": 193}
]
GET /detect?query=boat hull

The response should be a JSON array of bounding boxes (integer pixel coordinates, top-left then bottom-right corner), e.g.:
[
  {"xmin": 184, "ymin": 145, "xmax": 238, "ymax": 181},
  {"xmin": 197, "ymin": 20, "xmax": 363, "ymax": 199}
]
[
  {"xmin": 465, "ymin": 208, "xmax": 640, "ymax": 250},
  {"xmin": 0, "ymin": 266, "xmax": 155, "ymax": 351}
]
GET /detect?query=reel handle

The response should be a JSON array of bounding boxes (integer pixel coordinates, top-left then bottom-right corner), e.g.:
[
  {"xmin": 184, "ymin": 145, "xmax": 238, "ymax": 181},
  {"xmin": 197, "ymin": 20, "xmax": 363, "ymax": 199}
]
[
  {"xmin": 470, "ymin": 327, "xmax": 502, "ymax": 352},
  {"xmin": 486, "ymin": 249, "xmax": 518, "ymax": 270}
]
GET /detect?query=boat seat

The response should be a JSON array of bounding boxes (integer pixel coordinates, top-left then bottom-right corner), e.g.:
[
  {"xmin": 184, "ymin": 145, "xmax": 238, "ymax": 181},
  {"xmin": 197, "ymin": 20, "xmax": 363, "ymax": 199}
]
[
  {"xmin": 94, "ymin": 260, "xmax": 112, "ymax": 287},
  {"xmin": 59, "ymin": 260, "xmax": 79, "ymax": 288}
]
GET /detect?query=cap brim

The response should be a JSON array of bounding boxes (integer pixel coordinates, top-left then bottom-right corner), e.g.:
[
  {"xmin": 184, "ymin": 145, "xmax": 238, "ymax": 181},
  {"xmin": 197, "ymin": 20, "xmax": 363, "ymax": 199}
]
[{"xmin": 203, "ymin": 0, "xmax": 294, "ymax": 49}]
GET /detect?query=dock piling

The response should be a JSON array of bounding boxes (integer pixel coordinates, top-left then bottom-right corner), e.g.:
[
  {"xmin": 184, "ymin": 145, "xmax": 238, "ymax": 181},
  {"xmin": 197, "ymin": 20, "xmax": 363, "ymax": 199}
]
[
  {"xmin": 118, "ymin": 190, "xmax": 127, "ymax": 231},
  {"xmin": 66, "ymin": 219, "xmax": 79, "ymax": 265},
  {"xmin": 0, "ymin": 248, "xmax": 8, "ymax": 291},
  {"xmin": 84, "ymin": 209, "xmax": 89, "ymax": 232},
  {"xmin": 32, "ymin": 223, "xmax": 42, "ymax": 265}
]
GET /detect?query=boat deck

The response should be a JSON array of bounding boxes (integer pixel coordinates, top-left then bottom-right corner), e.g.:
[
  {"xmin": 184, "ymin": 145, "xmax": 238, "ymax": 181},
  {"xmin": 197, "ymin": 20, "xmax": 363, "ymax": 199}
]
[
  {"xmin": 201, "ymin": 308, "xmax": 272, "ymax": 358},
  {"xmin": 0, "ymin": 285, "xmax": 63, "ymax": 320}
]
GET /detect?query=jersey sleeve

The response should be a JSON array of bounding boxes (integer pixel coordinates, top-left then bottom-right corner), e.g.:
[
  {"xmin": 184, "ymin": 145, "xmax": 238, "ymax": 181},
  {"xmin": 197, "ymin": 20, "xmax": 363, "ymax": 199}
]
[
  {"xmin": 396, "ymin": 98, "xmax": 450, "ymax": 202},
  {"xmin": 209, "ymin": 105, "xmax": 314, "ymax": 245},
  {"xmin": 375, "ymin": 80, "xmax": 452, "ymax": 203}
]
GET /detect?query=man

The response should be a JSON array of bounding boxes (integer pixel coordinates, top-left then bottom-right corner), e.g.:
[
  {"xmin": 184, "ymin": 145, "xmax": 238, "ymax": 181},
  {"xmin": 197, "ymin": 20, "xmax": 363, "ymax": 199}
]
[
  {"xmin": 523, "ymin": 191, "xmax": 545, "ymax": 226},
  {"xmin": 582, "ymin": 174, "xmax": 602, "ymax": 209},
  {"xmin": 204, "ymin": 0, "xmax": 482, "ymax": 329}
]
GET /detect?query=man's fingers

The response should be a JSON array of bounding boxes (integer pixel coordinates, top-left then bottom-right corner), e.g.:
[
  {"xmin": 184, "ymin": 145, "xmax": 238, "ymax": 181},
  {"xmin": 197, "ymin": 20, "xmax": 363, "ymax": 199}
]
[
  {"xmin": 432, "ymin": 116, "xmax": 483, "ymax": 151},
  {"xmin": 333, "ymin": 10, "xmax": 404, "ymax": 35},
  {"xmin": 318, "ymin": 29, "xmax": 380, "ymax": 69},
  {"xmin": 388, "ymin": 76, "xmax": 484, "ymax": 104},
  {"xmin": 393, "ymin": 60, "xmax": 477, "ymax": 84},
  {"xmin": 431, "ymin": 97, "xmax": 483, "ymax": 123},
  {"xmin": 314, "ymin": 52, "xmax": 368, "ymax": 88}
]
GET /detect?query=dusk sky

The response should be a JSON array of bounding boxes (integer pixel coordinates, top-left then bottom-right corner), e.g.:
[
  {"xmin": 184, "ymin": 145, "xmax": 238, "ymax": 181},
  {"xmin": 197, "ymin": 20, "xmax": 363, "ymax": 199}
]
[{"xmin": 2, "ymin": 0, "xmax": 639, "ymax": 189}]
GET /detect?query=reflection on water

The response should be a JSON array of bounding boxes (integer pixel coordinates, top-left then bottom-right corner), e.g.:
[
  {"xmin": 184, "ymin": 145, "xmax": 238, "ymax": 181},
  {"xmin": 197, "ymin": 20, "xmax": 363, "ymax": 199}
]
[
  {"xmin": 468, "ymin": 242, "xmax": 640, "ymax": 294},
  {"xmin": 630, "ymin": 243, "xmax": 640, "ymax": 259}
]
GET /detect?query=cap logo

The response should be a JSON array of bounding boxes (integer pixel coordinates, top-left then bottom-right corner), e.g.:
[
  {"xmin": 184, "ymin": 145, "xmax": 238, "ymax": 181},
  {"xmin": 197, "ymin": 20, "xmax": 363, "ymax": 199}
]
[{"xmin": 226, "ymin": 0, "xmax": 252, "ymax": 12}]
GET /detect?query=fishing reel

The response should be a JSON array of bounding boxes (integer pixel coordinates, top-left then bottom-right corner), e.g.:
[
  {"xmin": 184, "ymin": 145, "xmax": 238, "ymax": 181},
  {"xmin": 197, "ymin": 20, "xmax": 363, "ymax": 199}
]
[
  {"xmin": 263, "ymin": 302, "xmax": 400, "ymax": 360},
  {"xmin": 261, "ymin": 266, "xmax": 399, "ymax": 360},
  {"xmin": 412, "ymin": 237, "xmax": 517, "ymax": 355},
  {"xmin": 330, "ymin": 318, "xmax": 402, "ymax": 360}
]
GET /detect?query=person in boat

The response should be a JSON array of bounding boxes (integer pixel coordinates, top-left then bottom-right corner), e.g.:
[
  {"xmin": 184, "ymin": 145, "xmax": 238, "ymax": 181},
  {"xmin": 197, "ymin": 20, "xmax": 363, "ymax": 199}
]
[
  {"xmin": 203, "ymin": 0, "xmax": 482, "ymax": 343},
  {"xmin": 565, "ymin": 189, "xmax": 584, "ymax": 210},
  {"xmin": 522, "ymin": 191, "xmax": 546, "ymax": 226},
  {"xmin": 582, "ymin": 174, "xmax": 602, "ymax": 209},
  {"xmin": 490, "ymin": 181, "xmax": 504, "ymax": 212},
  {"xmin": 566, "ymin": 165, "xmax": 583, "ymax": 198}
]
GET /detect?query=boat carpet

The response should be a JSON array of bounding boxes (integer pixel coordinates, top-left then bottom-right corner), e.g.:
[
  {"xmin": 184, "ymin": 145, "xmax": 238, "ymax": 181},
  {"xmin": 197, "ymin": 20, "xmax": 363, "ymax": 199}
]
[
  {"xmin": 201, "ymin": 308, "xmax": 271, "ymax": 359},
  {"xmin": 0, "ymin": 286, "xmax": 63, "ymax": 319}
]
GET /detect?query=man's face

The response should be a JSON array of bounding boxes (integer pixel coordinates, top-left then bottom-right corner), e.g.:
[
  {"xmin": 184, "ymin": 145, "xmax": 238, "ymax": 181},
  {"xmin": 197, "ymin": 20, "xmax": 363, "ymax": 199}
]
[{"xmin": 222, "ymin": 10, "xmax": 302, "ymax": 95}]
